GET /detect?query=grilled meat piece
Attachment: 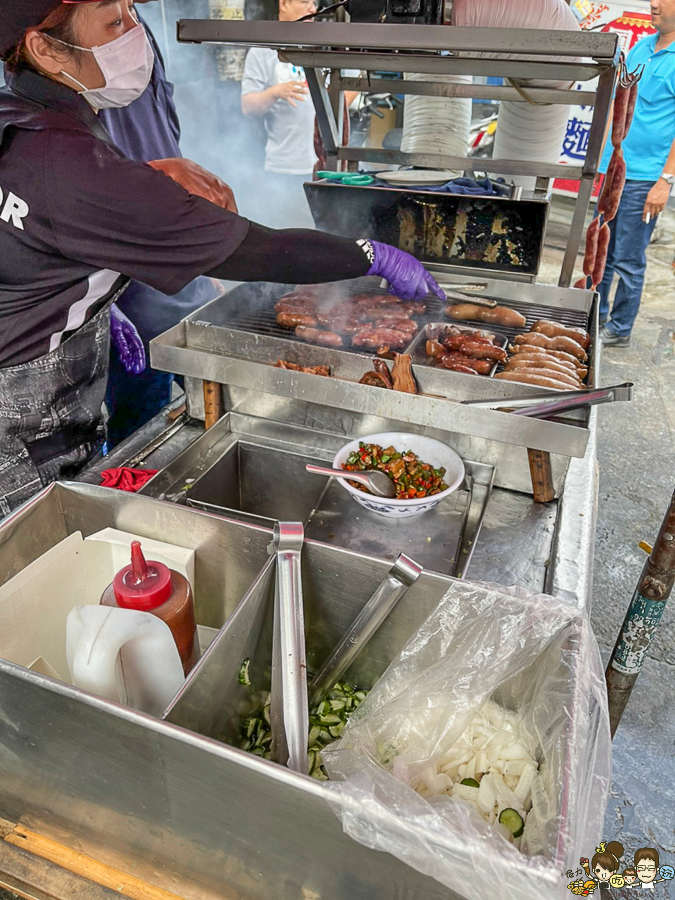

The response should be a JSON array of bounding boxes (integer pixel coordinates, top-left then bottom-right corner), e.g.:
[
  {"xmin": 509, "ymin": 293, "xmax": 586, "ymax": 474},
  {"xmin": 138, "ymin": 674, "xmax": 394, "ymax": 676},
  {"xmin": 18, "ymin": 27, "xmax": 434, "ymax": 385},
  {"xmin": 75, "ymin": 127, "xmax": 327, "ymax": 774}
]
[
  {"xmin": 373, "ymin": 358, "xmax": 394, "ymax": 389},
  {"xmin": 294, "ymin": 326, "xmax": 343, "ymax": 348},
  {"xmin": 275, "ymin": 360, "xmax": 331, "ymax": 376},
  {"xmin": 359, "ymin": 371, "xmax": 392, "ymax": 389},
  {"xmin": 277, "ymin": 312, "xmax": 318, "ymax": 329},
  {"xmin": 391, "ymin": 354, "xmax": 417, "ymax": 394}
]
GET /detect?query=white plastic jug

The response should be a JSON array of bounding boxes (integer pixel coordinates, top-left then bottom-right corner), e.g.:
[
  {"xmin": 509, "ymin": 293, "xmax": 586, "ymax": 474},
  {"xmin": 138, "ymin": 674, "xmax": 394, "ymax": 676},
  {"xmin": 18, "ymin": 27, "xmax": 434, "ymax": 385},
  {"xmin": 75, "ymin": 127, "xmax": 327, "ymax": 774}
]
[{"xmin": 66, "ymin": 605, "xmax": 185, "ymax": 717}]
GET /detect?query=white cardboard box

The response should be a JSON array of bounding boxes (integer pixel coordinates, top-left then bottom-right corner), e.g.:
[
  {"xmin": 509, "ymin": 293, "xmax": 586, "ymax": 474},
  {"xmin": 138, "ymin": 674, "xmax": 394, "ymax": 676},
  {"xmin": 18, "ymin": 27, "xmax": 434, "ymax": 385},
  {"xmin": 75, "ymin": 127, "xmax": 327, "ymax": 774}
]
[{"xmin": 0, "ymin": 530, "xmax": 195, "ymax": 682}]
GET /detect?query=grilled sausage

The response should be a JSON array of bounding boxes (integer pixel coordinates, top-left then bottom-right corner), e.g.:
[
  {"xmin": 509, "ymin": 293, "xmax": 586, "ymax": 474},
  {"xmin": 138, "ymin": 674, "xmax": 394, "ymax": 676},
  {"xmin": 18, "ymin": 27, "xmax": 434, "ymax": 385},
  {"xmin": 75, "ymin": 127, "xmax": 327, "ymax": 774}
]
[
  {"xmin": 445, "ymin": 303, "xmax": 527, "ymax": 329},
  {"xmin": 592, "ymin": 222, "xmax": 612, "ymax": 288},
  {"xmin": 583, "ymin": 217, "xmax": 600, "ymax": 279},
  {"xmin": 506, "ymin": 353, "xmax": 587, "ymax": 379},
  {"xmin": 494, "ymin": 371, "xmax": 571, "ymax": 391},
  {"xmin": 295, "ymin": 326, "xmax": 343, "ymax": 348},
  {"xmin": 436, "ymin": 354, "xmax": 492, "ymax": 374},
  {"xmin": 372, "ymin": 318, "xmax": 418, "ymax": 336},
  {"xmin": 277, "ymin": 312, "xmax": 318, "ymax": 329},
  {"xmin": 514, "ymin": 332, "xmax": 588, "ymax": 362},
  {"xmin": 612, "ymin": 84, "xmax": 631, "ymax": 149},
  {"xmin": 597, "ymin": 149, "xmax": 621, "ymax": 217},
  {"xmin": 530, "ymin": 320, "xmax": 590, "ymax": 350},
  {"xmin": 326, "ymin": 318, "xmax": 367, "ymax": 335},
  {"xmin": 351, "ymin": 328, "xmax": 411, "ymax": 350},
  {"xmin": 602, "ymin": 153, "xmax": 626, "ymax": 223},
  {"xmin": 574, "ymin": 276, "xmax": 587, "ymax": 289},
  {"xmin": 508, "ymin": 344, "xmax": 586, "ymax": 370},
  {"xmin": 315, "ymin": 304, "xmax": 354, "ymax": 325},
  {"xmin": 623, "ymin": 82, "xmax": 638, "ymax": 140},
  {"xmin": 349, "ymin": 293, "xmax": 403, "ymax": 306},
  {"xmin": 357, "ymin": 306, "xmax": 414, "ymax": 322},
  {"xmin": 459, "ymin": 342, "xmax": 507, "ymax": 361},
  {"xmin": 503, "ymin": 363, "xmax": 581, "ymax": 389},
  {"xmin": 275, "ymin": 299, "xmax": 317, "ymax": 315},
  {"xmin": 438, "ymin": 362, "xmax": 478, "ymax": 375}
]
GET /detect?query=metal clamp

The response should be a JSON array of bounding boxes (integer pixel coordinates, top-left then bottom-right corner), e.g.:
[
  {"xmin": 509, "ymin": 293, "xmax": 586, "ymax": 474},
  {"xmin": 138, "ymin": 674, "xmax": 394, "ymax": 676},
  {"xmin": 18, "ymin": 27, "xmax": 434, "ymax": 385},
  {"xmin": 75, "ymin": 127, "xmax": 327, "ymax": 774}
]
[
  {"xmin": 268, "ymin": 522, "xmax": 309, "ymax": 774},
  {"xmin": 308, "ymin": 553, "xmax": 423, "ymax": 707}
]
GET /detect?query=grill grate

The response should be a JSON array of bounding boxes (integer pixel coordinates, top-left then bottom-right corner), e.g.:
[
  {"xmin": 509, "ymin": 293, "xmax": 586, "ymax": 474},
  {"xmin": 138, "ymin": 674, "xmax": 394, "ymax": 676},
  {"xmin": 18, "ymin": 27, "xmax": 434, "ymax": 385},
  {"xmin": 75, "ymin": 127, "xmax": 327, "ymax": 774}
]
[
  {"xmin": 197, "ymin": 281, "xmax": 591, "ymax": 376},
  {"xmin": 207, "ymin": 280, "xmax": 446, "ymax": 355}
]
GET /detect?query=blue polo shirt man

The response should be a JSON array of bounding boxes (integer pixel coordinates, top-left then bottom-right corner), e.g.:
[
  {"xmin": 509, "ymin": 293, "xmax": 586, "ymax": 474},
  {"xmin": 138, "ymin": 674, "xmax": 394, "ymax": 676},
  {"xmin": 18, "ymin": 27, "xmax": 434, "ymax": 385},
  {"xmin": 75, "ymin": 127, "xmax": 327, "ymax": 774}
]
[{"xmin": 597, "ymin": 11, "xmax": 675, "ymax": 346}]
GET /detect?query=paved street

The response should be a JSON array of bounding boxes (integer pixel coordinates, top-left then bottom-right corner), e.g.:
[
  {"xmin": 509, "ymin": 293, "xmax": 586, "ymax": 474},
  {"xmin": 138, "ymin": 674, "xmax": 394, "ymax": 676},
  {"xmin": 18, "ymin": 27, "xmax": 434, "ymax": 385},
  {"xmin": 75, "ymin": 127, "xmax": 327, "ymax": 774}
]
[{"xmin": 543, "ymin": 200, "xmax": 675, "ymax": 896}]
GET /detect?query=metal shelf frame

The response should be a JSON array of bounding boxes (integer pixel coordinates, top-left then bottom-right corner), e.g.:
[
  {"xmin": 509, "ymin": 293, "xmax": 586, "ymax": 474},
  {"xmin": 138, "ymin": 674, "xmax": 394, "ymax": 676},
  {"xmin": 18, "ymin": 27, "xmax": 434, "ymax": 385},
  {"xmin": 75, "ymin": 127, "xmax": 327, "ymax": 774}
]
[{"xmin": 177, "ymin": 20, "xmax": 620, "ymax": 286}]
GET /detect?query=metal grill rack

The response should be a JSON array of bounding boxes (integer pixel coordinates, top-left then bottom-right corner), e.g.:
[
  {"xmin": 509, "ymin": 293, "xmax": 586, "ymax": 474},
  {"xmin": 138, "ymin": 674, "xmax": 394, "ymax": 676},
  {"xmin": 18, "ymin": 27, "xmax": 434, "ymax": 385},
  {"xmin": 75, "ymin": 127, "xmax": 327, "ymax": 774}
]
[{"xmin": 197, "ymin": 279, "xmax": 446, "ymax": 355}]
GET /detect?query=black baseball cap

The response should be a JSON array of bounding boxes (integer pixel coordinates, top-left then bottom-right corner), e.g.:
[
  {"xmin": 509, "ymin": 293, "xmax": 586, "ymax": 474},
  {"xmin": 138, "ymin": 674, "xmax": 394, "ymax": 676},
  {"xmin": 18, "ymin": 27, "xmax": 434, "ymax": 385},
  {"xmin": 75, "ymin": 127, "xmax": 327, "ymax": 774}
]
[{"xmin": 1, "ymin": 0, "xmax": 98, "ymax": 61}]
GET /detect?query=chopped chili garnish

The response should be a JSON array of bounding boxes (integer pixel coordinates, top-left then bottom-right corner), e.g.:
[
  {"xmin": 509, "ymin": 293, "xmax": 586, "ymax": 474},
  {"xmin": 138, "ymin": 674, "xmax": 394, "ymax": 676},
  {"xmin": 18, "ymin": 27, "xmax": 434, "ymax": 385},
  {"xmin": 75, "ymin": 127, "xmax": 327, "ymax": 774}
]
[{"xmin": 342, "ymin": 442, "xmax": 448, "ymax": 500}]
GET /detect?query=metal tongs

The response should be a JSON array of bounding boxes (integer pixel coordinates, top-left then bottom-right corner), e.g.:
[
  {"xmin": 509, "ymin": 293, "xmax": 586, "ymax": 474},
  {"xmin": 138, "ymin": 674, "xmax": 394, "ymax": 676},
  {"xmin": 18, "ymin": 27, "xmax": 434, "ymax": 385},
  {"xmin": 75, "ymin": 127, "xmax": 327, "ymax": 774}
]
[
  {"xmin": 268, "ymin": 522, "xmax": 308, "ymax": 774},
  {"xmin": 308, "ymin": 553, "xmax": 423, "ymax": 707},
  {"xmin": 461, "ymin": 382, "xmax": 633, "ymax": 418}
]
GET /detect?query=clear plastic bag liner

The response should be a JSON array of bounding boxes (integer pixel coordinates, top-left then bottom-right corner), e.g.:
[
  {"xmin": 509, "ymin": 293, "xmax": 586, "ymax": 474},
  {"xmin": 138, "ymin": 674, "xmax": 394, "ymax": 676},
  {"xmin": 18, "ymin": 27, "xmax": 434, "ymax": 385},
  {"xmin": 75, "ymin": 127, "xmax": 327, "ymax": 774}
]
[{"xmin": 322, "ymin": 580, "xmax": 610, "ymax": 900}]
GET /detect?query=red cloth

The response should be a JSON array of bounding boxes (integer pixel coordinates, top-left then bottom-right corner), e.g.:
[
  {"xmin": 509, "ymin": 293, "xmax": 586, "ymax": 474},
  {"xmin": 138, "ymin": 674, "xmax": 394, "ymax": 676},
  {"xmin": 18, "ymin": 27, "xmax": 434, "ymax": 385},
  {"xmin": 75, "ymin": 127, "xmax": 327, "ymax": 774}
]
[{"xmin": 100, "ymin": 467, "xmax": 158, "ymax": 492}]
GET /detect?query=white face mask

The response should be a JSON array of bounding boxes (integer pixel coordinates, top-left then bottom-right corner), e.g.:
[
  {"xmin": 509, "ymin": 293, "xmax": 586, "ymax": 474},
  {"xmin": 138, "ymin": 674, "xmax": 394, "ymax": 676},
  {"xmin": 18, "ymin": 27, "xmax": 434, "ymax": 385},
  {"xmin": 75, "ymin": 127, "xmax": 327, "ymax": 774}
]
[{"xmin": 49, "ymin": 23, "xmax": 154, "ymax": 110}]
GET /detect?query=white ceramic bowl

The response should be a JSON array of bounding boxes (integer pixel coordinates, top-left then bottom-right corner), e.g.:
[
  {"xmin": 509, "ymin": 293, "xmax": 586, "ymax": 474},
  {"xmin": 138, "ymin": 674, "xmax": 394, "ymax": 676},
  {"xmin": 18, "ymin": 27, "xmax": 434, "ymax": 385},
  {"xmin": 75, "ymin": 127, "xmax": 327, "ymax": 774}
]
[{"xmin": 332, "ymin": 432, "xmax": 465, "ymax": 519}]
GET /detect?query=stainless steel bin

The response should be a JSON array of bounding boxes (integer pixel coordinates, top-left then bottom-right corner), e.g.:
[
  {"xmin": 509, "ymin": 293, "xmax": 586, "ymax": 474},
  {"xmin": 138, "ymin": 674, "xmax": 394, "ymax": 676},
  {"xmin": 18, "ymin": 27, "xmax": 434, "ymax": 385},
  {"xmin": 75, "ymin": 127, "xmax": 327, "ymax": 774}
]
[{"xmin": 0, "ymin": 483, "xmax": 588, "ymax": 900}]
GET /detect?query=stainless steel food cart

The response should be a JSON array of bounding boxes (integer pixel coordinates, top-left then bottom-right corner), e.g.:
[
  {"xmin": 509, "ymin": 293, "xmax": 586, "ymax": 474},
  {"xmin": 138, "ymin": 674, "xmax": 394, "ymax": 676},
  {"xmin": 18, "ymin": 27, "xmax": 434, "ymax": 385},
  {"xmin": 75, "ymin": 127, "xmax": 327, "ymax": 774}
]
[{"xmin": 0, "ymin": 24, "xmax": 617, "ymax": 900}]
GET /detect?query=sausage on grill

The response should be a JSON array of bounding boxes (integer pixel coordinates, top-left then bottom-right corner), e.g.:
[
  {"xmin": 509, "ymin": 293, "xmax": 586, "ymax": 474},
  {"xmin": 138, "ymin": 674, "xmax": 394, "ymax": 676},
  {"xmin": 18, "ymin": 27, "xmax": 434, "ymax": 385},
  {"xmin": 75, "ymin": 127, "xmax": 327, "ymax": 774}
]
[
  {"xmin": 277, "ymin": 312, "xmax": 318, "ymax": 329},
  {"xmin": 445, "ymin": 303, "xmax": 527, "ymax": 329},
  {"xmin": 295, "ymin": 326, "xmax": 343, "ymax": 348},
  {"xmin": 530, "ymin": 320, "xmax": 590, "ymax": 350},
  {"xmin": 514, "ymin": 332, "xmax": 588, "ymax": 362}
]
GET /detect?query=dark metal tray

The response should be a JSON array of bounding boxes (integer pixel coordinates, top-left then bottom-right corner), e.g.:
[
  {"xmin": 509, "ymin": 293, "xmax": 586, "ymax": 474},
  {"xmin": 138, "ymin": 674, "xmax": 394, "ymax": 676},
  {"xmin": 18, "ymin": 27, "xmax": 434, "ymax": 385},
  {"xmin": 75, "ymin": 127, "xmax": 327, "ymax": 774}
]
[{"xmin": 407, "ymin": 322, "xmax": 509, "ymax": 378}]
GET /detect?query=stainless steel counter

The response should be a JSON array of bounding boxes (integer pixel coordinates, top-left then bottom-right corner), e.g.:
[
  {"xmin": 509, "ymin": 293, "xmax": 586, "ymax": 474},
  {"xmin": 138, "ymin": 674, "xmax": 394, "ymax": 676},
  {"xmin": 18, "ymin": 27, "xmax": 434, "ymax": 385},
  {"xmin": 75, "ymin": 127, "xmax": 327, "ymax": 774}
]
[{"xmin": 81, "ymin": 401, "xmax": 594, "ymax": 607}]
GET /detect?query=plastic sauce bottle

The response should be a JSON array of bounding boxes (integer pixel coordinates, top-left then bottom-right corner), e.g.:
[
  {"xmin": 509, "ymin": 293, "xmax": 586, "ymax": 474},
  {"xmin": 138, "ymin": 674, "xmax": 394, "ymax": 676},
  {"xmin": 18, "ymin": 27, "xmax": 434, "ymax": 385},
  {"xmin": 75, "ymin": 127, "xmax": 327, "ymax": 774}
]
[{"xmin": 100, "ymin": 541, "xmax": 199, "ymax": 675}]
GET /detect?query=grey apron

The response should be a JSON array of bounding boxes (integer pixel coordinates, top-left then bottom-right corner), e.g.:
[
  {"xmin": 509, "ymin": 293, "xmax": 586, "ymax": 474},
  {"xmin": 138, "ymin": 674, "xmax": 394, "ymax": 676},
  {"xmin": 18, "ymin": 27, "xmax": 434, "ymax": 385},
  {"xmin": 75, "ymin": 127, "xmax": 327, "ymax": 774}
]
[{"xmin": 0, "ymin": 302, "xmax": 113, "ymax": 516}]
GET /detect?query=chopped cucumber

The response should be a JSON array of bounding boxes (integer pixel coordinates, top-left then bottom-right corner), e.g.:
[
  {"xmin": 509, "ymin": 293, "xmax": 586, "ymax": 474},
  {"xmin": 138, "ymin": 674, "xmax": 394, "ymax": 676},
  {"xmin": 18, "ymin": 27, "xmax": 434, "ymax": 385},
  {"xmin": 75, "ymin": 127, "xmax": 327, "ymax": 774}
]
[
  {"xmin": 237, "ymin": 658, "xmax": 251, "ymax": 686},
  {"xmin": 318, "ymin": 713, "xmax": 342, "ymax": 726},
  {"xmin": 498, "ymin": 807, "xmax": 524, "ymax": 839},
  {"xmin": 461, "ymin": 778, "xmax": 480, "ymax": 788},
  {"xmin": 239, "ymin": 678, "xmax": 369, "ymax": 781}
]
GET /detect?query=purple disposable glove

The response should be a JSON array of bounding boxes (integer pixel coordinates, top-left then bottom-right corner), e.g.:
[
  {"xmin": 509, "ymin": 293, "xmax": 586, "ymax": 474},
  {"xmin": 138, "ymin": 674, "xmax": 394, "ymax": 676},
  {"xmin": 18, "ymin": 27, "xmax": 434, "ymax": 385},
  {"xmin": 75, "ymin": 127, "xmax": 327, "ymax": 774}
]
[
  {"xmin": 360, "ymin": 240, "xmax": 446, "ymax": 302},
  {"xmin": 110, "ymin": 304, "xmax": 146, "ymax": 375}
]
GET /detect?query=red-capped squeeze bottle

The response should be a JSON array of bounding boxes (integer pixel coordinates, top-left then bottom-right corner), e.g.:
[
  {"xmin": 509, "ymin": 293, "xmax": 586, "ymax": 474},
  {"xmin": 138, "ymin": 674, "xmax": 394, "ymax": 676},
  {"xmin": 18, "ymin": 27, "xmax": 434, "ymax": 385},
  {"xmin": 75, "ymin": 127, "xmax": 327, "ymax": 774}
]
[{"xmin": 100, "ymin": 541, "xmax": 199, "ymax": 675}]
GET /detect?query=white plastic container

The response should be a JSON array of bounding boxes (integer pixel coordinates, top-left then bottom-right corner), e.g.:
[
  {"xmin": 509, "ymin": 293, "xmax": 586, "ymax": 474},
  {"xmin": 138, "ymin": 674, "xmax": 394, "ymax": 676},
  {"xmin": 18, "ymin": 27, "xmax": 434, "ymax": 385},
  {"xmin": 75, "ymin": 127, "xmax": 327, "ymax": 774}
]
[{"xmin": 66, "ymin": 605, "xmax": 185, "ymax": 717}]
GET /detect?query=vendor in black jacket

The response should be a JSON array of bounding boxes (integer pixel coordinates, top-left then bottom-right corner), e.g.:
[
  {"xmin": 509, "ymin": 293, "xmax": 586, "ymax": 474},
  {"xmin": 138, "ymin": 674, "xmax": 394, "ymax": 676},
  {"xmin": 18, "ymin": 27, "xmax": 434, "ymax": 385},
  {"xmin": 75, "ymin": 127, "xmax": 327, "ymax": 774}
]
[{"xmin": 0, "ymin": 0, "xmax": 443, "ymax": 516}]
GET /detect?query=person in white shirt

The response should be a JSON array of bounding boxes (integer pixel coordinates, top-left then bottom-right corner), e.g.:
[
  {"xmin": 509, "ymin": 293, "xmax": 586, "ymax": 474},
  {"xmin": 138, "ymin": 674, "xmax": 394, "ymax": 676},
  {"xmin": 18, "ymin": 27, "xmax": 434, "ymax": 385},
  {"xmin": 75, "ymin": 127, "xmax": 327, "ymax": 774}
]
[{"xmin": 241, "ymin": 0, "xmax": 318, "ymax": 227}]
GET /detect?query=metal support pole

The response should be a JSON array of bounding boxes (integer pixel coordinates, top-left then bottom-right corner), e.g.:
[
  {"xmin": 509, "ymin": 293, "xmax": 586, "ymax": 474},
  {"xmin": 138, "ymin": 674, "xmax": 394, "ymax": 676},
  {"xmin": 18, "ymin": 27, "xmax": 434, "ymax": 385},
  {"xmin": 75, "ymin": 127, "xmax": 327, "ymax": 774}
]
[
  {"xmin": 559, "ymin": 175, "xmax": 594, "ymax": 287},
  {"xmin": 328, "ymin": 68, "xmax": 344, "ymax": 171},
  {"xmin": 558, "ymin": 65, "xmax": 615, "ymax": 288},
  {"xmin": 305, "ymin": 67, "xmax": 339, "ymax": 162},
  {"xmin": 606, "ymin": 488, "xmax": 675, "ymax": 737}
]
